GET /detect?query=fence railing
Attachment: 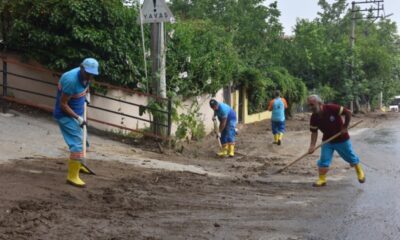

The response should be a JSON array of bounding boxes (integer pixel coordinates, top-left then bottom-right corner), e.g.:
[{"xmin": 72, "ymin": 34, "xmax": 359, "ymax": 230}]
[{"xmin": 0, "ymin": 58, "xmax": 172, "ymax": 140}]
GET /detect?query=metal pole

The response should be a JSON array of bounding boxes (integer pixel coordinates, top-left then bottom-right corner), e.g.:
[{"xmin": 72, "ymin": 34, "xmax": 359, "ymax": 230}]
[
  {"xmin": 159, "ymin": 22, "xmax": 168, "ymax": 136},
  {"xmin": 151, "ymin": 22, "xmax": 159, "ymax": 96},
  {"xmin": 151, "ymin": 21, "xmax": 168, "ymax": 136},
  {"xmin": 167, "ymin": 98, "xmax": 172, "ymax": 136},
  {"xmin": 139, "ymin": 7, "xmax": 149, "ymax": 93},
  {"xmin": 151, "ymin": 22, "xmax": 159, "ymax": 135},
  {"xmin": 350, "ymin": 1, "xmax": 356, "ymax": 112},
  {"xmin": 2, "ymin": 61, "xmax": 8, "ymax": 113},
  {"xmin": 159, "ymin": 22, "xmax": 166, "ymax": 99}
]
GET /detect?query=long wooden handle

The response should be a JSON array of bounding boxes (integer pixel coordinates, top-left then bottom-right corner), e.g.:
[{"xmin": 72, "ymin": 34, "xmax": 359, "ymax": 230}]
[
  {"xmin": 213, "ymin": 119, "xmax": 222, "ymax": 149},
  {"xmin": 274, "ymin": 120, "xmax": 363, "ymax": 174},
  {"xmin": 82, "ymin": 102, "xmax": 87, "ymax": 158}
]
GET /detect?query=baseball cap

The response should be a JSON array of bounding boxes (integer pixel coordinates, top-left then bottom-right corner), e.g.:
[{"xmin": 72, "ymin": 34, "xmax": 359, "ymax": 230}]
[
  {"xmin": 209, "ymin": 99, "xmax": 218, "ymax": 108},
  {"xmin": 81, "ymin": 58, "xmax": 99, "ymax": 75}
]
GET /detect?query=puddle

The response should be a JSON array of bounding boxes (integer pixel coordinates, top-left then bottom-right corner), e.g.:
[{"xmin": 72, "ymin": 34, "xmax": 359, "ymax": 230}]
[{"xmin": 364, "ymin": 128, "xmax": 399, "ymax": 145}]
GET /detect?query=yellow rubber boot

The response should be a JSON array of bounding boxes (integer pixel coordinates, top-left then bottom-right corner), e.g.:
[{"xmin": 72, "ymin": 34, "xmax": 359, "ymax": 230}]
[
  {"xmin": 277, "ymin": 133, "xmax": 283, "ymax": 146},
  {"xmin": 355, "ymin": 164, "xmax": 366, "ymax": 183},
  {"xmin": 67, "ymin": 159, "xmax": 86, "ymax": 187},
  {"xmin": 217, "ymin": 145, "xmax": 228, "ymax": 157},
  {"xmin": 228, "ymin": 144, "xmax": 235, "ymax": 158},
  {"xmin": 313, "ymin": 174, "xmax": 327, "ymax": 187},
  {"xmin": 273, "ymin": 134, "xmax": 279, "ymax": 144}
]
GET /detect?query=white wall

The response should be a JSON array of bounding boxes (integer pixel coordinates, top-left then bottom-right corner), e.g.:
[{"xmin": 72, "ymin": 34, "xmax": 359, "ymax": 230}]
[
  {"xmin": 172, "ymin": 89, "xmax": 224, "ymax": 135},
  {"xmin": 0, "ymin": 54, "xmax": 221, "ymax": 137}
]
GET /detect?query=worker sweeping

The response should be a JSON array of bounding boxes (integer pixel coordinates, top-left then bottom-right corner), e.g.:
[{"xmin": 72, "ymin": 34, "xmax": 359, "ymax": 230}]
[
  {"xmin": 267, "ymin": 90, "xmax": 288, "ymax": 145},
  {"xmin": 307, "ymin": 95, "xmax": 366, "ymax": 187},
  {"xmin": 53, "ymin": 58, "xmax": 99, "ymax": 187},
  {"xmin": 209, "ymin": 99, "xmax": 237, "ymax": 157}
]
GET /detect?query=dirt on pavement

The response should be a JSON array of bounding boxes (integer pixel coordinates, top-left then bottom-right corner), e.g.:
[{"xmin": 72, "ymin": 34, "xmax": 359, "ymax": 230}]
[
  {"xmin": 0, "ymin": 108, "xmax": 397, "ymax": 240},
  {"xmin": 0, "ymin": 158, "xmax": 354, "ymax": 240}
]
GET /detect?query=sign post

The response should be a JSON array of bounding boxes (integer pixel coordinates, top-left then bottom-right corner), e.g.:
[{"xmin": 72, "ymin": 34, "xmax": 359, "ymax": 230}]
[{"xmin": 138, "ymin": 0, "xmax": 175, "ymax": 136}]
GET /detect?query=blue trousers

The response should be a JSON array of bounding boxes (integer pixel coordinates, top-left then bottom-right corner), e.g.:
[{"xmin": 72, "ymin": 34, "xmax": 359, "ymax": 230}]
[
  {"xmin": 272, "ymin": 121, "xmax": 285, "ymax": 135},
  {"xmin": 318, "ymin": 140, "xmax": 360, "ymax": 168},
  {"xmin": 220, "ymin": 125, "xmax": 236, "ymax": 145},
  {"xmin": 57, "ymin": 117, "xmax": 85, "ymax": 161}
]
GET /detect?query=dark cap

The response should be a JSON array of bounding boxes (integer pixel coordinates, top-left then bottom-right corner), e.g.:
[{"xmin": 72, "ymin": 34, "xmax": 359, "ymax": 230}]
[{"xmin": 209, "ymin": 99, "xmax": 218, "ymax": 108}]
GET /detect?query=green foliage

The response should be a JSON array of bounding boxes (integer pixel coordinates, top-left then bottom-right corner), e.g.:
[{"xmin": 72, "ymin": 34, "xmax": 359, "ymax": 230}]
[
  {"xmin": 266, "ymin": 67, "xmax": 303, "ymax": 102},
  {"xmin": 170, "ymin": 0, "xmax": 308, "ymax": 111},
  {"xmin": 2, "ymin": 0, "xmax": 398, "ymax": 118},
  {"xmin": 316, "ymin": 85, "xmax": 337, "ymax": 103},
  {"xmin": 265, "ymin": 67, "xmax": 308, "ymax": 115},
  {"xmin": 238, "ymin": 68, "xmax": 273, "ymax": 113},
  {"xmin": 238, "ymin": 67, "xmax": 307, "ymax": 114},
  {"xmin": 284, "ymin": 0, "xmax": 400, "ymax": 108},
  {"xmin": 147, "ymin": 100, "xmax": 168, "ymax": 128},
  {"xmin": 174, "ymin": 101, "xmax": 206, "ymax": 140},
  {"xmin": 138, "ymin": 99, "xmax": 169, "ymax": 136},
  {"xmin": 166, "ymin": 20, "xmax": 239, "ymax": 97},
  {"xmin": 171, "ymin": 0, "xmax": 284, "ymax": 69},
  {"xmin": 0, "ymin": 0, "xmax": 144, "ymax": 87}
]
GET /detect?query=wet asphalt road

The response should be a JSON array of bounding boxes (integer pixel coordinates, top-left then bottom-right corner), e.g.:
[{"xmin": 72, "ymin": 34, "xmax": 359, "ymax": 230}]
[{"xmin": 310, "ymin": 120, "xmax": 400, "ymax": 240}]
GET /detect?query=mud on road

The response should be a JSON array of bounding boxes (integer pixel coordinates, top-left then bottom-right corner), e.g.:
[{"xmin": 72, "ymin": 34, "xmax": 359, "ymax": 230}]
[
  {"xmin": 0, "ymin": 110, "xmax": 397, "ymax": 240},
  {"xmin": 0, "ymin": 158, "xmax": 355, "ymax": 240}
]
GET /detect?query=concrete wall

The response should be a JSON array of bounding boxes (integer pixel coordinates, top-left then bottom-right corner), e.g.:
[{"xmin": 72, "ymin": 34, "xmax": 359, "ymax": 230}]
[
  {"xmin": 231, "ymin": 88, "xmax": 271, "ymax": 124},
  {"xmin": 173, "ymin": 90, "xmax": 224, "ymax": 135},
  {"xmin": 0, "ymin": 54, "xmax": 221, "ymax": 136},
  {"xmin": 0, "ymin": 55, "xmax": 58, "ymax": 111},
  {"xmin": 89, "ymin": 89, "xmax": 152, "ymax": 134}
]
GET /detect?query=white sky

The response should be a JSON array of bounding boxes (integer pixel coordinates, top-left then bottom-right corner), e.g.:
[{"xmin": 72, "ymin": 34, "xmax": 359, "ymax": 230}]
[{"xmin": 267, "ymin": 0, "xmax": 400, "ymax": 35}]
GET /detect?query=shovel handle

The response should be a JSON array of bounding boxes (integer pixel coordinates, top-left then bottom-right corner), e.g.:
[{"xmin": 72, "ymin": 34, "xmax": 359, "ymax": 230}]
[
  {"xmin": 275, "ymin": 120, "xmax": 363, "ymax": 174},
  {"xmin": 82, "ymin": 102, "xmax": 87, "ymax": 158},
  {"xmin": 213, "ymin": 119, "xmax": 223, "ymax": 149}
]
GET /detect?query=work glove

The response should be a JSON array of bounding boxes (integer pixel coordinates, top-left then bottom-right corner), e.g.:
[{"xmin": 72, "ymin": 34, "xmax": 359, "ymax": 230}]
[
  {"xmin": 76, "ymin": 116, "xmax": 87, "ymax": 128},
  {"xmin": 85, "ymin": 92, "xmax": 91, "ymax": 105}
]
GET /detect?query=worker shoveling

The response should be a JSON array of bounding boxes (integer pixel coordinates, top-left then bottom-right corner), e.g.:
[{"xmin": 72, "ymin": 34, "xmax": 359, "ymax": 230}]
[
  {"xmin": 209, "ymin": 99, "xmax": 238, "ymax": 158},
  {"xmin": 53, "ymin": 58, "xmax": 98, "ymax": 188},
  {"xmin": 275, "ymin": 95, "xmax": 366, "ymax": 187}
]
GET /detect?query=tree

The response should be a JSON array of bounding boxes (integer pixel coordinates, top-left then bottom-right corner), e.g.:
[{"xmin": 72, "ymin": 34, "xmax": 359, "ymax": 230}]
[
  {"xmin": 170, "ymin": 0, "xmax": 308, "ymax": 112},
  {"xmin": 1, "ymin": 0, "xmax": 144, "ymax": 86},
  {"xmin": 165, "ymin": 20, "xmax": 240, "ymax": 98},
  {"xmin": 171, "ymin": 0, "xmax": 284, "ymax": 69},
  {"xmin": 284, "ymin": 0, "xmax": 400, "ymax": 109}
]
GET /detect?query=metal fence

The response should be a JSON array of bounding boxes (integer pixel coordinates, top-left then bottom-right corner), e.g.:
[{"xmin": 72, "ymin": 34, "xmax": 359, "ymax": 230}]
[{"xmin": 0, "ymin": 58, "xmax": 172, "ymax": 140}]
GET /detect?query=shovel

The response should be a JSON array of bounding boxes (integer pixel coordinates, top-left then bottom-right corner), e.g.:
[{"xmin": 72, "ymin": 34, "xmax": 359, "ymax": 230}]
[
  {"xmin": 213, "ymin": 118, "xmax": 223, "ymax": 149},
  {"xmin": 82, "ymin": 101, "xmax": 96, "ymax": 175},
  {"xmin": 274, "ymin": 120, "xmax": 363, "ymax": 174}
]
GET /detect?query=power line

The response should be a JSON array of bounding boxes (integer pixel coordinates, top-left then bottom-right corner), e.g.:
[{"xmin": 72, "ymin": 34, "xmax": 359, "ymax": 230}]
[{"xmin": 351, "ymin": 0, "xmax": 384, "ymax": 20}]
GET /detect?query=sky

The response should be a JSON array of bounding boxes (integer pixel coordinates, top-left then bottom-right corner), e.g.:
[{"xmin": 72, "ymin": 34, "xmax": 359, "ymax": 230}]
[{"xmin": 268, "ymin": 0, "xmax": 400, "ymax": 35}]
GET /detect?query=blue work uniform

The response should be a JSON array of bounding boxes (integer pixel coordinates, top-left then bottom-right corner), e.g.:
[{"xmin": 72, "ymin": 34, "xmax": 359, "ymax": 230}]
[
  {"xmin": 214, "ymin": 102, "xmax": 237, "ymax": 145},
  {"xmin": 53, "ymin": 68, "xmax": 88, "ymax": 161},
  {"xmin": 268, "ymin": 97, "xmax": 288, "ymax": 135}
]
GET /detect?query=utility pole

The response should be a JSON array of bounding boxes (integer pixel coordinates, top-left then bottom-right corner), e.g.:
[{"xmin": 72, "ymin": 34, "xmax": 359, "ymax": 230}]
[
  {"xmin": 350, "ymin": 1, "xmax": 356, "ymax": 112},
  {"xmin": 350, "ymin": 0, "xmax": 384, "ymax": 113},
  {"xmin": 139, "ymin": 0, "xmax": 174, "ymax": 136},
  {"xmin": 151, "ymin": 22, "xmax": 167, "ymax": 99},
  {"xmin": 151, "ymin": 22, "xmax": 167, "ymax": 135}
]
